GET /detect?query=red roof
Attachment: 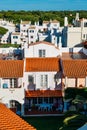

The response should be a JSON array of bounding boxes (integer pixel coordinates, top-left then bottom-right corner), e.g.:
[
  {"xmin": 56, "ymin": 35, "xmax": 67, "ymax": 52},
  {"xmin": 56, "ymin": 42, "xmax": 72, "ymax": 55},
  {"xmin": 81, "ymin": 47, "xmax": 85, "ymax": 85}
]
[
  {"xmin": 25, "ymin": 58, "xmax": 61, "ymax": 72},
  {"xmin": 0, "ymin": 60, "xmax": 24, "ymax": 78},
  {"xmin": 62, "ymin": 59, "xmax": 87, "ymax": 78},
  {"xmin": 0, "ymin": 103, "xmax": 36, "ymax": 130},
  {"xmin": 25, "ymin": 90, "xmax": 62, "ymax": 97}
]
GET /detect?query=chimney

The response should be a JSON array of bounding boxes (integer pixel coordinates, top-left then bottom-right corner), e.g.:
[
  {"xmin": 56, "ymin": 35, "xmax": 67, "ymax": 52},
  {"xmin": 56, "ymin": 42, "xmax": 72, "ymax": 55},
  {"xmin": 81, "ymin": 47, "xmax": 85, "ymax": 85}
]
[
  {"xmin": 58, "ymin": 36, "xmax": 62, "ymax": 49},
  {"xmin": 64, "ymin": 17, "xmax": 68, "ymax": 26},
  {"xmin": 58, "ymin": 37, "xmax": 62, "ymax": 56},
  {"xmin": 75, "ymin": 13, "xmax": 79, "ymax": 21}
]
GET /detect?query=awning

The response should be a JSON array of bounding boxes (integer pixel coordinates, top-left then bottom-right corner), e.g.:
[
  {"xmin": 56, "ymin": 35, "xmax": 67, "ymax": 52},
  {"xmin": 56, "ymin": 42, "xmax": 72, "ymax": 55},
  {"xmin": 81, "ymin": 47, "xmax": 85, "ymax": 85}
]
[{"xmin": 25, "ymin": 90, "xmax": 63, "ymax": 98}]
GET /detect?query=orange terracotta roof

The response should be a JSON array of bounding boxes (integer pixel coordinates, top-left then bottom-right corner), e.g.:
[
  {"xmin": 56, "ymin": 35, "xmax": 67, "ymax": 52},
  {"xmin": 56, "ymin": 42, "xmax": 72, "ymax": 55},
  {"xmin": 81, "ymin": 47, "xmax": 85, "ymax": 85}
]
[
  {"xmin": 0, "ymin": 103, "xmax": 36, "ymax": 130},
  {"xmin": 25, "ymin": 58, "xmax": 61, "ymax": 72},
  {"xmin": 25, "ymin": 90, "xmax": 62, "ymax": 97},
  {"xmin": 62, "ymin": 59, "xmax": 87, "ymax": 78},
  {"xmin": 0, "ymin": 60, "xmax": 24, "ymax": 78}
]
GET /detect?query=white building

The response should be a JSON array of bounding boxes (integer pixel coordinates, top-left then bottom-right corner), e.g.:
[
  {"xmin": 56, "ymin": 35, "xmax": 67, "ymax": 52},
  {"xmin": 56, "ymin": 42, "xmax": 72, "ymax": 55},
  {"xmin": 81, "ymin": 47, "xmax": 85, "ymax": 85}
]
[
  {"xmin": 0, "ymin": 19, "xmax": 15, "ymax": 44},
  {"xmin": 62, "ymin": 13, "xmax": 87, "ymax": 47},
  {"xmin": 28, "ymin": 26, "xmax": 38, "ymax": 44},
  {"xmin": 0, "ymin": 60, "xmax": 24, "ymax": 115},
  {"xmin": 24, "ymin": 41, "xmax": 60, "ymax": 58},
  {"xmin": 11, "ymin": 32, "xmax": 20, "ymax": 44}
]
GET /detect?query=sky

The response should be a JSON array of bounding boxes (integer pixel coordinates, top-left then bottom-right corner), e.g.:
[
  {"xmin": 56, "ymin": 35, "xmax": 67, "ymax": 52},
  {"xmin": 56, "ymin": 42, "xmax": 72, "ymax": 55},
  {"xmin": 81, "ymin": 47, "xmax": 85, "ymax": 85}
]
[{"xmin": 0, "ymin": 0, "xmax": 87, "ymax": 11}]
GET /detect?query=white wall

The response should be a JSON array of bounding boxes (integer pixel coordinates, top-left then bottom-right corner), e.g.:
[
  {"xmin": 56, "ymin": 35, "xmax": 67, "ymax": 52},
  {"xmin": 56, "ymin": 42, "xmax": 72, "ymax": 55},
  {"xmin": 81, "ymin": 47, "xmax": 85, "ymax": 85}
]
[
  {"xmin": 0, "ymin": 47, "xmax": 16, "ymax": 54},
  {"xmin": 24, "ymin": 43, "xmax": 60, "ymax": 58},
  {"xmin": 28, "ymin": 28, "xmax": 38, "ymax": 44},
  {"xmin": 0, "ymin": 87, "xmax": 24, "ymax": 106},
  {"xmin": 11, "ymin": 34, "xmax": 20, "ymax": 44},
  {"xmin": 23, "ymin": 72, "xmax": 56, "ymax": 90},
  {"xmin": 67, "ymin": 27, "xmax": 82, "ymax": 47}
]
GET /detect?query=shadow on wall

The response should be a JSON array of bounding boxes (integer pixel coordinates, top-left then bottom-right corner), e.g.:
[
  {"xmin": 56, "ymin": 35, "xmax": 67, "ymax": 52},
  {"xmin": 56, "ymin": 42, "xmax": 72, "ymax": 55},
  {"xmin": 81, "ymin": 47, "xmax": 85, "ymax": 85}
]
[{"xmin": 27, "ymin": 83, "xmax": 36, "ymax": 90}]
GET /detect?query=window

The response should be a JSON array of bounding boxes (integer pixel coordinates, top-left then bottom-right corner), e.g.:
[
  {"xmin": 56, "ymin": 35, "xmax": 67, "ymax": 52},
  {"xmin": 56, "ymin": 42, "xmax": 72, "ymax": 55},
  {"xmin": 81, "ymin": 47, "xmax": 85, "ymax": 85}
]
[
  {"xmin": 3, "ymin": 40, "xmax": 5, "ymax": 43},
  {"xmin": 49, "ymin": 97, "xmax": 53, "ymax": 103},
  {"xmin": 14, "ymin": 42, "xmax": 17, "ymax": 44},
  {"xmin": 13, "ymin": 36, "xmax": 18, "ymax": 39},
  {"xmin": 23, "ymin": 24, "xmax": 26, "ymax": 27},
  {"xmin": 54, "ymin": 24, "xmax": 57, "ymax": 27},
  {"xmin": 83, "ymin": 34, "xmax": 87, "ymax": 40},
  {"xmin": 84, "ymin": 22, "xmax": 87, "ymax": 27},
  {"xmin": 30, "ymin": 30, "xmax": 34, "ymax": 33},
  {"xmin": 3, "ymin": 83, "xmax": 8, "ymax": 88},
  {"xmin": 40, "ymin": 75, "xmax": 48, "ymax": 89},
  {"xmin": 30, "ymin": 36, "xmax": 33, "ymax": 38},
  {"xmin": 38, "ymin": 97, "xmax": 43, "ymax": 104},
  {"xmin": 28, "ymin": 75, "xmax": 34, "ymax": 84},
  {"xmin": 32, "ymin": 98, "xmax": 37, "ymax": 104},
  {"xmin": 10, "ymin": 78, "xmax": 17, "ymax": 88},
  {"xmin": 3, "ymin": 79, "xmax": 8, "ymax": 88},
  {"xmin": 39, "ymin": 50, "xmax": 46, "ymax": 57},
  {"xmin": 83, "ymin": 34, "xmax": 85, "ymax": 39},
  {"xmin": 44, "ymin": 97, "xmax": 48, "ymax": 103}
]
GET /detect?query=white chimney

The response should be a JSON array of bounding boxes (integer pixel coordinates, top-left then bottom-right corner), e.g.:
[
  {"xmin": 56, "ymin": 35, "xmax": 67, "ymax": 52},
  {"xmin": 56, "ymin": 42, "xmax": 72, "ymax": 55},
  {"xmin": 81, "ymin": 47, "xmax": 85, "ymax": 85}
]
[
  {"xmin": 58, "ymin": 37, "xmax": 62, "ymax": 49},
  {"xmin": 64, "ymin": 17, "xmax": 68, "ymax": 26},
  {"xmin": 75, "ymin": 13, "xmax": 79, "ymax": 21},
  {"xmin": 58, "ymin": 37, "xmax": 62, "ymax": 56}
]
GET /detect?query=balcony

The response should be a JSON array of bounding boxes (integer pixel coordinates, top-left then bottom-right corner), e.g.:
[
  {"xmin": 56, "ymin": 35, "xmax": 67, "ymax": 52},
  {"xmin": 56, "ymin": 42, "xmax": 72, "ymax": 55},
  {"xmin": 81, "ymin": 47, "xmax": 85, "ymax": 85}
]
[{"xmin": 25, "ymin": 90, "xmax": 63, "ymax": 115}]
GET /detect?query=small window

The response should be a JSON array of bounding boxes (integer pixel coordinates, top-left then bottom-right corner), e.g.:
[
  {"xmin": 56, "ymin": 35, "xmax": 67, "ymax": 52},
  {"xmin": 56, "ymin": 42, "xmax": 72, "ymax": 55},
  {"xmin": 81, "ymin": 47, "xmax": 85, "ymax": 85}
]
[
  {"xmin": 54, "ymin": 24, "xmax": 57, "ymax": 26},
  {"xmin": 3, "ymin": 83, "xmax": 8, "ymax": 88},
  {"xmin": 13, "ymin": 36, "xmax": 18, "ymax": 39},
  {"xmin": 23, "ymin": 24, "xmax": 26, "ymax": 27},
  {"xmin": 83, "ymin": 34, "xmax": 85, "ymax": 39},
  {"xmin": 32, "ymin": 98, "xmax": 37, "ymax": 104},
  {"xmin": 10, "ymin": 78, "xmax": 17, "ymax": 88},
  {"xmin": 28, "ymin": 75, "xmax": 34, "ymax": 84},
  {"xmin": 44, "ymin": 97, "xmax": 48, "ymax": 103},
  {"xmin": 49, "ymin": 97, "xmax": 53, "ymax": 103},
  {"xmin": 3, "ymin": 40, "xmax": 5, "ymax": 43},
  {"xmin": 14, "ymin": 42, "xmax": 17, "ymax": 44},
  {"xmin": 38, "ymin": 97, "xmax": 43, "ymax": 104},
  {"xmin": 31, "ymin": 36, "xmax": 33, "ymax": 38},
  {"xmin": 30, "ymin": 30, "xmax": 34, "ymax": 33},
  {"xmin": 39, "ymin": 50, "xmax": 46, "ymax": 57}
]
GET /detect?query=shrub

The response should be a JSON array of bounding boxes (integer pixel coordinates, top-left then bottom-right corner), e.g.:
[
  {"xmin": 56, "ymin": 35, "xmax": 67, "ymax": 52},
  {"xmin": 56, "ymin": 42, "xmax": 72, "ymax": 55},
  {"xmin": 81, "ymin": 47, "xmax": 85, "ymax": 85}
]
[
  {"xmin": 60, "ymin": 113, "xmax": 87, "ymax": 130},
  {"xmin": 0, "ymin": 27, "xmax": 8, "ymax": 35}
]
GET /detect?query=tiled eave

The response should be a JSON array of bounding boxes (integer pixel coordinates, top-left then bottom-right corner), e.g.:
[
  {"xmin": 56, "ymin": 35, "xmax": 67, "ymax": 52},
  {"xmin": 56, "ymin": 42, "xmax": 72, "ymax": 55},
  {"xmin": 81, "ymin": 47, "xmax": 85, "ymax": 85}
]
[{"xmin": 25, "ymin": 90, "xmax": 63, "ymax": 98}]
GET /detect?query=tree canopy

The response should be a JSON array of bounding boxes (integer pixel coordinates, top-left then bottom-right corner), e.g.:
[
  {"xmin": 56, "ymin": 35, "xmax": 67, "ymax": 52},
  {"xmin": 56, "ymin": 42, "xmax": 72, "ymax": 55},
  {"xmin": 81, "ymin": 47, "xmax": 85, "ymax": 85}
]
[{"xmin": 0, "ymin": 10, "xmax": 87, "ymax": 25}]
